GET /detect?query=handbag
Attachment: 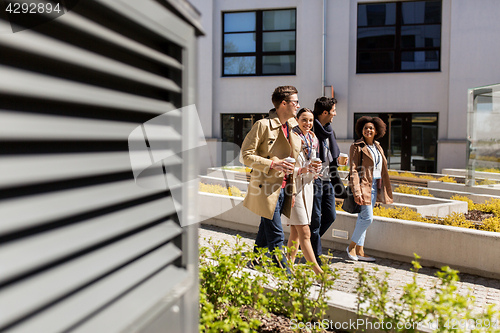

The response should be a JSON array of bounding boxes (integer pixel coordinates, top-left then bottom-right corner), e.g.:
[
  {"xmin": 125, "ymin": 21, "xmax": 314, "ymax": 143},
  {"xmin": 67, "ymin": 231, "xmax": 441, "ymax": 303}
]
[
  {"xmin": 341, "ymin": 148, "xmax": 363, "ymax": 214},
  {"xmin": 342, "ymin": 182, "xmax": 361, "ymax": 214}
]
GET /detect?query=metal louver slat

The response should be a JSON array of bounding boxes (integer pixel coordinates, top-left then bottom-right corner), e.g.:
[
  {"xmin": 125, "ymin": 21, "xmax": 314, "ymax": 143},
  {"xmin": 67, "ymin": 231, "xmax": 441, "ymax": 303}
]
[
  {"xmin": 0, "ymin": 21, "xmax": 181, "ymax": 93},
  {"xmin": 49, "ymin": 11, "xmax": 183, "ymax": 70},
  {"xmin": 4, "ymin": 244, "xmax": 184, "ymax": 333},
  {"xmin": 0, "ymin": 111, "xmax": 155, "ymax": 139},
  {"xmin": 0, "ymin": 66, "xmax": 178, "ymax": 114},
  {"xmin": 0, "ymin": 199, "xmax": 178, "ymax": 283},
  {"xmin": 99, "ymin": 0, "xmax": 197, "ymax": 45},
  {"xmin": 0, "ymin": 152, "xmax": 182, "ymax": 188},
  {"xmin": 69, "ymin": 266, "xmax": 190, "ymax": 333},
  {"xmin": 0, "ymin": 180, "xmax": 169, "ymax": 235},
  {"xmin": 0, "ymin": 224, "xmax": 182, "ymax": 330}
]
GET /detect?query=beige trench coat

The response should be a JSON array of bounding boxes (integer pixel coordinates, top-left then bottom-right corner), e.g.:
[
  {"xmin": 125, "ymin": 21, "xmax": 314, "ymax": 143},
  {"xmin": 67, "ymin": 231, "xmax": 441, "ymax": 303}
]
[
  {"xmin": 240, "ymin": 110, "xmax": 301, "ymax": 220},
  {"xmin": 349, "ymin": 138, "xmax": 393, "ymax": 205}
]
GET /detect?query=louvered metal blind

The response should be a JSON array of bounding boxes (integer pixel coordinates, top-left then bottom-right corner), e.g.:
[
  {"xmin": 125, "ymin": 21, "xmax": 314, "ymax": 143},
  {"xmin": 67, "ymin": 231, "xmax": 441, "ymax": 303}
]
[{"xmin": 0, "ymin": 0, "xmax": 201, "ymax": 332}]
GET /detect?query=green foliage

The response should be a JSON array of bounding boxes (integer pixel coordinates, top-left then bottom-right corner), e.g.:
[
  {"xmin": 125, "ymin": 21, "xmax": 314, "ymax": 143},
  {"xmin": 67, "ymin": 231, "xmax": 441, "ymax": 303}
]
[
  {"xmin": 394, "ymin": 185, "xmax": 434, "ymax": 197},
  {"xmin": 199, "ymin": 237, "xmax": 269, "ymax": 332},
  {"xmin": 356, "ymin": 254, "xmax": 500, "ymax": 333},
  {"xmin": 199, "ymin": 237, "xmax": 338, "ymax": 332},
  {"xmin": 264, "ymin": 248, "xmax": 339, "ymax": 324}
]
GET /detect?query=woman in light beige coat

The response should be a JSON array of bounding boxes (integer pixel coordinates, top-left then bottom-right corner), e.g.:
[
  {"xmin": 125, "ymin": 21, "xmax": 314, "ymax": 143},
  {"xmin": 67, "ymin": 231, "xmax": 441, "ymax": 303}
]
[{"xmin": 282, "ymin": 108, "xmax": 323, "ymax": 274}]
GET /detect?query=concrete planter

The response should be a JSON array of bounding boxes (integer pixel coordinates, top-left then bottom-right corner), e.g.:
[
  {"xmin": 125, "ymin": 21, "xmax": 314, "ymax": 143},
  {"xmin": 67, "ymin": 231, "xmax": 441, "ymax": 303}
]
[
  {"xmin": 428, "ymin": 180, "xmax": 500, "ymax": 197},
  {"xmin": 392, "ymin": 183, "xmax": 500, "ymax": 204},
  {"xmin": 385, "ymin": 192, "xmax": 467, "ymax": 217},
  {"xmin": 199, "ymin": 192, "xmax": 500, "ymax": 279},
  {"xmin": 442, "ymin": 168, "xmax": 500, "ymax": 181}
]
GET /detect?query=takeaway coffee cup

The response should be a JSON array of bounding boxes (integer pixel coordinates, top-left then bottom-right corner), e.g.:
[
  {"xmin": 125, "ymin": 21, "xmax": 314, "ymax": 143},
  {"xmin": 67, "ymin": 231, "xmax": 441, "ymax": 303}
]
[
  {"xmin": 284, "ymin": 157, "xmax": 296, "ymax": 174},
  {"xmin": 311, "ymin": 157, "xmax": 322, "ymax": 175},
  {"xmin": 338, "ymin": 153, "xmax": 348, "ymax": 166},
  {"xmin": 311, "ymin": 157, "xmax": 322, "ymax": 169}
]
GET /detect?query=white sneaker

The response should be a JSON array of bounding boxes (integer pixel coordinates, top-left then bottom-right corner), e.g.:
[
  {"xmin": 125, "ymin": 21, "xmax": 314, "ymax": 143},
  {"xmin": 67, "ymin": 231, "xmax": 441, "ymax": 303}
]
[{"xmin": 346, "ymin": 246, "xmax": 358, "ymax": 261}]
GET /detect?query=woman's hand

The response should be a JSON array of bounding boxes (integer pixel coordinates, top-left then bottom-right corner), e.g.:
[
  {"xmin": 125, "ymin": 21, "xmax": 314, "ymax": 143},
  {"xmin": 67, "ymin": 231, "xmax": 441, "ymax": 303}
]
[
  {"xmin": 298, "ymin": 167, "xmax": 308, "ymax": 175},
  {"xmin": 354, "ymin": 194, "xmax": 363, "ymax": 205}
]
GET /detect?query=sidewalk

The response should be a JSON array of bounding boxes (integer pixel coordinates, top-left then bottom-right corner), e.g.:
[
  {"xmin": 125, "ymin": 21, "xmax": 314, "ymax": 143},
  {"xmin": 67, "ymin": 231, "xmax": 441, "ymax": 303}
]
[{"xmin": 199, "ymin": 224, "xmax": 500, "ymax": 313}]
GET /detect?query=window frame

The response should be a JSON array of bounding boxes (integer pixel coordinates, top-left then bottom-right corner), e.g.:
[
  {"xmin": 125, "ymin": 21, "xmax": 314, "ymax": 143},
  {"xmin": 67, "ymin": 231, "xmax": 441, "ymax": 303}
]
[
  {"xmin": 356, "ymin": 1, "xmax": 442, "ymax": 74},
  {"xmin": 222, "ymin": 8, "xmax": 297, "ymax": 77}
]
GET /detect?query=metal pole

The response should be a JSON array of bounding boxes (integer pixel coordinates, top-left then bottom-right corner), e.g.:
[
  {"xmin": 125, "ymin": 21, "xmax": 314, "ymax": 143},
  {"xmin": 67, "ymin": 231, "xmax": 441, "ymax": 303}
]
[{"xmin": 388, "ymin": 114, "xmax": 392, "ymax": 169}]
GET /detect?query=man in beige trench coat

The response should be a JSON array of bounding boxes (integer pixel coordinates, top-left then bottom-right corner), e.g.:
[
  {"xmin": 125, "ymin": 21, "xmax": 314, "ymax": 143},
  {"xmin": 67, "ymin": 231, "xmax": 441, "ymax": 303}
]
[{"xmin": 240, "ymin": 86, "xmax": 302, "ymax": 269}]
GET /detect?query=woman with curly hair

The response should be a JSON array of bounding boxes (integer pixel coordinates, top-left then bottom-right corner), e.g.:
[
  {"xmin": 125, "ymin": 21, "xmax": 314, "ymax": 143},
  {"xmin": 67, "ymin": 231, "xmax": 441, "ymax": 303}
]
[{"xmin": 346, "ymin": 116, "xmax": 393, "ymax": 262}]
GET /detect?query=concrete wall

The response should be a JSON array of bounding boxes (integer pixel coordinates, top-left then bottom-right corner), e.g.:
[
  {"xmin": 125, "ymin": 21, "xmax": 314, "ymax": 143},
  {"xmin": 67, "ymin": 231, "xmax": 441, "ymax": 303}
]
[{"xmin": 191, "ymin": 0, "xmax": 214, "ymax": 138}]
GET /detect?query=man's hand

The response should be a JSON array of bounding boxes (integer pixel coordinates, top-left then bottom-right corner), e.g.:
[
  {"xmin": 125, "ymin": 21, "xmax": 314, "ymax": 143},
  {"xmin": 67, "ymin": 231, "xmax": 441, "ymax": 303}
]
[{"xmin": 272, "ymin": 159, "xmax": 295, "ymax": 174}]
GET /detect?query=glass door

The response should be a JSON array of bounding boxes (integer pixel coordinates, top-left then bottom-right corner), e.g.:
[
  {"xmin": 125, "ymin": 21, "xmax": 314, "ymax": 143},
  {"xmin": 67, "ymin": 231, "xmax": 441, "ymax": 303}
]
[
  {"xmin": 354, "ymin": 113, "xmax": 438, "ymax": 172},
  {"xmin": 221, "ymin": 113, "xmax": 267, "ymax": 165}
]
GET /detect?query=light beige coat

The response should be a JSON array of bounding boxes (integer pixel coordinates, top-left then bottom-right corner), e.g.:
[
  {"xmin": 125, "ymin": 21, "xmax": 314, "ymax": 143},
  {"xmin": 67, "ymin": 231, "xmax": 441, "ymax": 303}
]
[
  {"xmin": 349, "ymin": 139, "xmax": 393, "ymax": 205},
  {"xmin": 240, "ymin": 110, "xmax": 301, "ymax": 220},
  {"xmin": 282, "ymin": 136, "xmax": 317, "ymax": 225}
]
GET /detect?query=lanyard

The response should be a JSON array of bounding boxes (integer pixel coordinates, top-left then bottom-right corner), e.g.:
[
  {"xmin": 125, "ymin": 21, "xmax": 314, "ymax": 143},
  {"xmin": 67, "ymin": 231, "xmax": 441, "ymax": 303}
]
[
  {"xmin": 367, "ymin": 145, "xmax": 380, "ymax": 169},
  {"xmin": 302, "ymin": 132, "xmax": 313, "ymax": 159},
  {"xmin": 282, "ymin": 122, "xmax": 289, "ymax": 140}
]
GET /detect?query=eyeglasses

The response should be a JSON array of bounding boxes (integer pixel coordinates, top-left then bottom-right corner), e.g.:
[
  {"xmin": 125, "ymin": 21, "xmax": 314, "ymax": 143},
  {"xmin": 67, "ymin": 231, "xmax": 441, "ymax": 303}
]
[{"xmin": 286, "ymin": 99, "xmax": 299, "ymax": 106}]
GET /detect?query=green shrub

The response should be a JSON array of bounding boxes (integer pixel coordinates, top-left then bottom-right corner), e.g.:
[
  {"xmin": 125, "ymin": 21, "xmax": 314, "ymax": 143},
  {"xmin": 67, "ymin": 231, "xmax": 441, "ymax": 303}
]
[
  {"xmin": 199, "ymin": 237, "xmax": 268, "ymax": 332},
  {"xmin": 356, "ymin": 254, "xmax": 500, "ymax": 332},
  {"xmin": 199, "ymin": 237, "xmax": 338, "ymax": 332}
]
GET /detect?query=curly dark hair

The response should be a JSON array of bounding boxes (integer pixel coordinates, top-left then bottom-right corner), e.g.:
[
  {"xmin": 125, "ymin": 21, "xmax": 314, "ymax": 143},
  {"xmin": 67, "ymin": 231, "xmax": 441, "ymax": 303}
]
[{"xmin": 355, "ymin": 116, "xmax": 386, "ymax": 139}]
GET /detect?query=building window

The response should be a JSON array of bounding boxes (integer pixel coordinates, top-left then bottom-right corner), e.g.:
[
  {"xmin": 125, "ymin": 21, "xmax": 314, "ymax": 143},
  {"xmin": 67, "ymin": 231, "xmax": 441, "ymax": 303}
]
[
  {"xmin": 223, "ymin": 9, "xmax": 296, "ymax": 76},
  {"xmin": 357, "ymin": 1, "xmax": 441, "ymax": 73}
]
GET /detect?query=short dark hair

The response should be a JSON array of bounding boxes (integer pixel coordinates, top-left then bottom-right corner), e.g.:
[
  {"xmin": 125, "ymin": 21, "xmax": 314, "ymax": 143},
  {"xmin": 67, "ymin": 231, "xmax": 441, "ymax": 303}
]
[
  {"xmin": 272, "ymin": 86, "xmax": 298, "ymax": 108},
  {"xmin": 313, "ymin": 96, "xmax": 337, "ymax": 117},
  {"xmin": 355, "ymin": 116, "xmax": 387, "ymax": 139},
  {"xmin": 296, "ymin": 107, "xmax": 314, "ymax": 119}
]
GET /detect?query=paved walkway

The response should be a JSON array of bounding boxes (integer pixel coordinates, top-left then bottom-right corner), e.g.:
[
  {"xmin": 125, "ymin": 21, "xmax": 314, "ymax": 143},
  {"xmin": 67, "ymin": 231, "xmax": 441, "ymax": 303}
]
[{"xmin": 199, "ymin": 224, "xmax": 500, "ymax": 313}]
